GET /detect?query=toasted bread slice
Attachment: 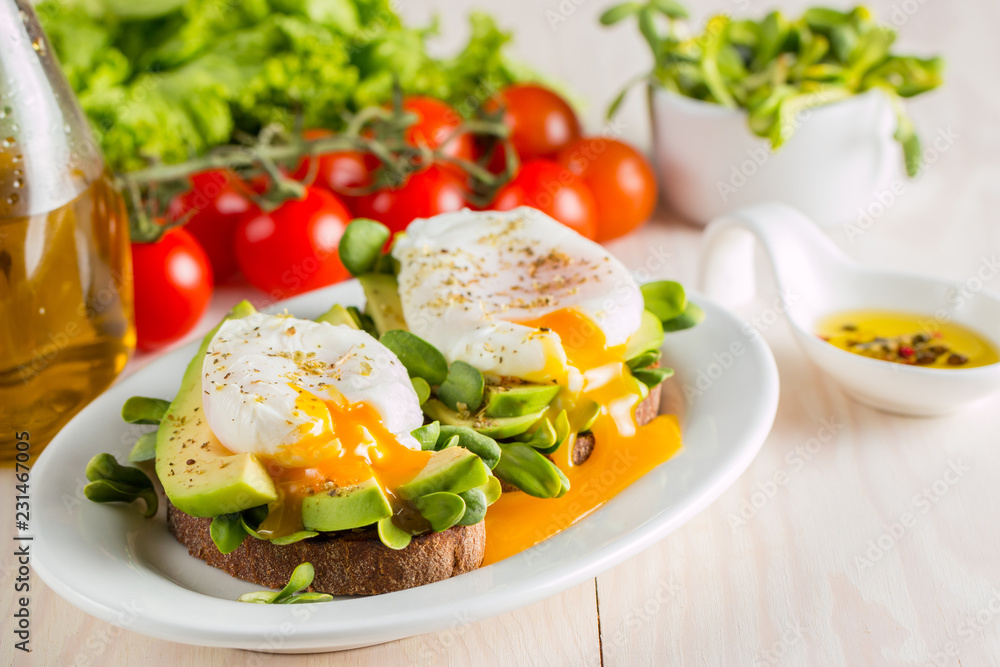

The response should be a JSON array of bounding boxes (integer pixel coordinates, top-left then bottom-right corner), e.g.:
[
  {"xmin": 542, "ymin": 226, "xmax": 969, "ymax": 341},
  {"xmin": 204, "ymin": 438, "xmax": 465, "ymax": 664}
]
[{"xmin": 167, "ymin": 504, "xmax": 485, "ymax": 596}]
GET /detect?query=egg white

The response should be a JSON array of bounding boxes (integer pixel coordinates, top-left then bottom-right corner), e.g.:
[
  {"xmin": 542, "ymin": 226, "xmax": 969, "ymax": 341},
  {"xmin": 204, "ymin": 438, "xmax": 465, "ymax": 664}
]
[
  {"xmin": 391, "ymin": 207, "xmax": 644, "ymax": 382},
  {"xmin": 201, "ymin": 312, "xmax": 423, "ymax": 459}
]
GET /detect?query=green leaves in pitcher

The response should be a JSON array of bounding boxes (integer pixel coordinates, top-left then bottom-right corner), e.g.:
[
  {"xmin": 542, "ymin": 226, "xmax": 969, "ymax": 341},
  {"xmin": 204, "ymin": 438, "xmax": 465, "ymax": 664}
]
[{"xmin": 601, "ymin": 1, "xmax": 944, "ymax": 176}]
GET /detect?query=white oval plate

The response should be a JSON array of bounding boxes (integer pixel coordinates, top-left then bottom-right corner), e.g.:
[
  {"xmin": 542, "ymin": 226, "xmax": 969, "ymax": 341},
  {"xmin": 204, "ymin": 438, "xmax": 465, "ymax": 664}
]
[{"xmin": 31, "ymin": 282, "xmax": 778, "ymax": 653}]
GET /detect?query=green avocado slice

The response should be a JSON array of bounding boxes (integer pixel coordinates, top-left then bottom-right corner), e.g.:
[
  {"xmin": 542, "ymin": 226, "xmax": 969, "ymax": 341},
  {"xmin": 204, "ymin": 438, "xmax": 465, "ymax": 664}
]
[
  {"xmin": 301, "ymin": 478, "xmax": 393, "ymax": 532},
  {"xmin": 155, "ymin": 301, "xmax": 278, "ymax": 518},
  {"xmin": 423, "ymin": 399, "xmax": 545, "ymax": 439},
  {"xmin": 358, "ymin": 273, "xmax": 407, "ymax": 334},
  {"xmin": 483, "ymin": 383, "xmax": 561, "ymax": 418},
  {"xmin": 398, "ymin": 447, "xmax": 490, "ymax": 500},
  {"xmin": 315, "ymin": 303, "xmax": 360, "ymax": 329},
  {"xmin": 625, "ymin": 309, "xmax": 665, "ymax": 361}
]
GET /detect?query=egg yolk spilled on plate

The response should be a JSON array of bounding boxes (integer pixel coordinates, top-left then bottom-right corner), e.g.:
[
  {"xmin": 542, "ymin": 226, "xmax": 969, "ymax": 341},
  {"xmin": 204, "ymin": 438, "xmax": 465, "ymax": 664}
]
[
  {"xmin": 482, "ymin": 308, "xmax": 682, "ymax": 565},
  {"xmin": 255, "ymin": 387, "xmax": 431, "ymax": 539}
]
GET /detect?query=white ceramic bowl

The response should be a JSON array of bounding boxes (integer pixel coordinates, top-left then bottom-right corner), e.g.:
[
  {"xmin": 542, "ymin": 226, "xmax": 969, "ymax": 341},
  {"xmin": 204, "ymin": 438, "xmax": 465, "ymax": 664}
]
[
  {"xmin": 700, "ymin": 203, "xmax": 1000, "ymax": 416},
  {"xmin": 649, "ymin": 86, "xmax": 905, "ymax": 228}
]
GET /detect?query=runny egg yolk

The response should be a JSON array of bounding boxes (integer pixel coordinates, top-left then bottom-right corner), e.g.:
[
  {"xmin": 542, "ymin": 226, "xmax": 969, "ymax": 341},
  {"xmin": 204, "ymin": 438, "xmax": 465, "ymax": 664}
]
[
  {"xmin": 482, "ymin": 308, "xmax": 682, "ymax": 565},
  {"xmin": 267, "ymin": 385, "xmax": 339, "ymax": 469},
  {"xmin": 520, "ymin": 308, "xmax": 644, "ymax": 436},
  {"xmin": 255, "ymin": 387, "xmax": 431, "ymax": 539}
]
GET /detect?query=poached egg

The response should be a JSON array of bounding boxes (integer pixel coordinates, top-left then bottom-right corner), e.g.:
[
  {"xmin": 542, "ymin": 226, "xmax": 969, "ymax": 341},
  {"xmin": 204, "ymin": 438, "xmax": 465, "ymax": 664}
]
[
  {"xmin": 391, "ymin": 207, "xmax": 644, "ymax": 385},
  {"xmin": 201, "ymin": 312, "xmax": 423, "ymax": 468}
]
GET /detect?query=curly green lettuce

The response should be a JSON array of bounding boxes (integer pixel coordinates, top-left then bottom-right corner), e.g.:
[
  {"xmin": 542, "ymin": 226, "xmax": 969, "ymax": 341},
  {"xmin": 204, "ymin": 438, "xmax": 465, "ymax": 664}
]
[{"xmin": 38, "ymin": 0, "xmax": 528, "ymax": 172}]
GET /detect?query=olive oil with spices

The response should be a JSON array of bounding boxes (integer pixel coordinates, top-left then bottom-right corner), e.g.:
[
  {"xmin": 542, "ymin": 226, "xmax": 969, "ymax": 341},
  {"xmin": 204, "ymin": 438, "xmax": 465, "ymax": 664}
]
[{"xmin": 0, "ymin": 0, "xmax": 134, "ymax": 461}]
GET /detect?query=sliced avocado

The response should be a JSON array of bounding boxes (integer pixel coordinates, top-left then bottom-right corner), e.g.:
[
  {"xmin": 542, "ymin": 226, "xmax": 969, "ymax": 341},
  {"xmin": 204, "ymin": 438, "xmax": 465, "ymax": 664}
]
[
  {"xmin": 359, "ymin": 273, "xmax": 407, "ymax": 334},
  {"xmin": 398, "ymin": 447, "xmax": 490, "ymax": 500},
  {"xmin": 315, "ymin": 303, "xmax": 360, "ymax": 329},
  {"xmin": 301, "ymin": 478, "xmax": 393, "ymax": 532},
  {"xmin": 156, "ymin": 301, "xmax": 278, "ymax": 517},
  {"xmin": 625, "ymin": 309, "xmax": 665, "ymax": 361},
  {"xmin": 423, "ymin": 399, "xmax": 545, "ymax": 439},
  {"xmin": 483, "ymin": 383, "xmax": 560, "ymax": 418},
  {"xmin": 270, "ymin": 530, "xmax": 319, "ymax": 545}
]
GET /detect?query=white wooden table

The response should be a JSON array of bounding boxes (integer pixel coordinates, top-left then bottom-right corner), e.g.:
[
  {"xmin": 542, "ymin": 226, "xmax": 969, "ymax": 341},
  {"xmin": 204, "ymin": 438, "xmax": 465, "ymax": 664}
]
[{"xmin": 7, "ymin": 0, "xmax": 1000, "ymax": 664}]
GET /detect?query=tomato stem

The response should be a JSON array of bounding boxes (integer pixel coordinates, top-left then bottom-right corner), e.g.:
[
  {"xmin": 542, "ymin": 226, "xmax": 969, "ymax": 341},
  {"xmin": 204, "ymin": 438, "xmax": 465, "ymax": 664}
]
[
  {"xmin": 118, "ymin": 98, "xmax": 513, "ymax": 241},
  {"xmin": 252, "ymin": 124, "xmax": 308, "ymax": 212}
]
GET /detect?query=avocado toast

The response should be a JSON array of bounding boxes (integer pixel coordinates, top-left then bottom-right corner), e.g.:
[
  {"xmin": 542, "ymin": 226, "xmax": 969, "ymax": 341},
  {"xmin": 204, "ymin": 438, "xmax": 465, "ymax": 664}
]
[
  {"xmin": 84, "ymin": 207, "xmax": 699, "ymax": 598},
  {"xmin": 110, "ymin": 298, "xmax": 503, "ymax": 596},
  {"xmin": 336, "ymin": 208, "xmax": 701, "ymax": 563}
]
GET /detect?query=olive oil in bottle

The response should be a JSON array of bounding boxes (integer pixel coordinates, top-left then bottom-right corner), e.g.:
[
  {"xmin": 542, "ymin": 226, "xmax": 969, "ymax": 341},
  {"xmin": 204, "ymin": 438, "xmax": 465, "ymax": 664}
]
[{"xmin": 0, "ymin": 0, "xmax": 134, "ymax": 461}]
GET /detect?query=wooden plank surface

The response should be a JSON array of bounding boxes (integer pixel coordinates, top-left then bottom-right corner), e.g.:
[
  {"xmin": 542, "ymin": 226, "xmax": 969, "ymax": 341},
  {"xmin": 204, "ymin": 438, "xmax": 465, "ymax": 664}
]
[{"xmin": 6, "ymin": 0, "xmax": 1000, "ymax": 664}]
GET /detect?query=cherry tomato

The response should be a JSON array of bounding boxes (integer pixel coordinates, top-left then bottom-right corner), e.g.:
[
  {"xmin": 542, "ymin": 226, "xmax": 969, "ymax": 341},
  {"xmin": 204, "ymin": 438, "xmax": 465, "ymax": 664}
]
[
  {"xmin": 353, "ymin": 165, "xmax": 467, "ymax": 235},
  {"xmin": 557, "ymin": 138, "xmax": 658, "ymax": 241},
  {"xmin": 168, "ymin": 169, "xmax": 256, "ymax": 282},
  {"xmin": 402, "ymin": 96, "xmax": 474, "ymax": 162},
  {"xmin": 492, "ymin": 160, "xmax": 597, "ymax": 239},
  {"xmin": 131, "ymin": 227, "xmax": 214, "ymax": 352},
  {"xmin": 289, "ymin": 129, "xmax": 378, "ymax": 205},
  {"xmin": 491, "ymin": 84, "xmax": 582, "ymax": 161},
  {"xmin": 234, "ymin": 187, "xmax": 352, "ymax": 299}
]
